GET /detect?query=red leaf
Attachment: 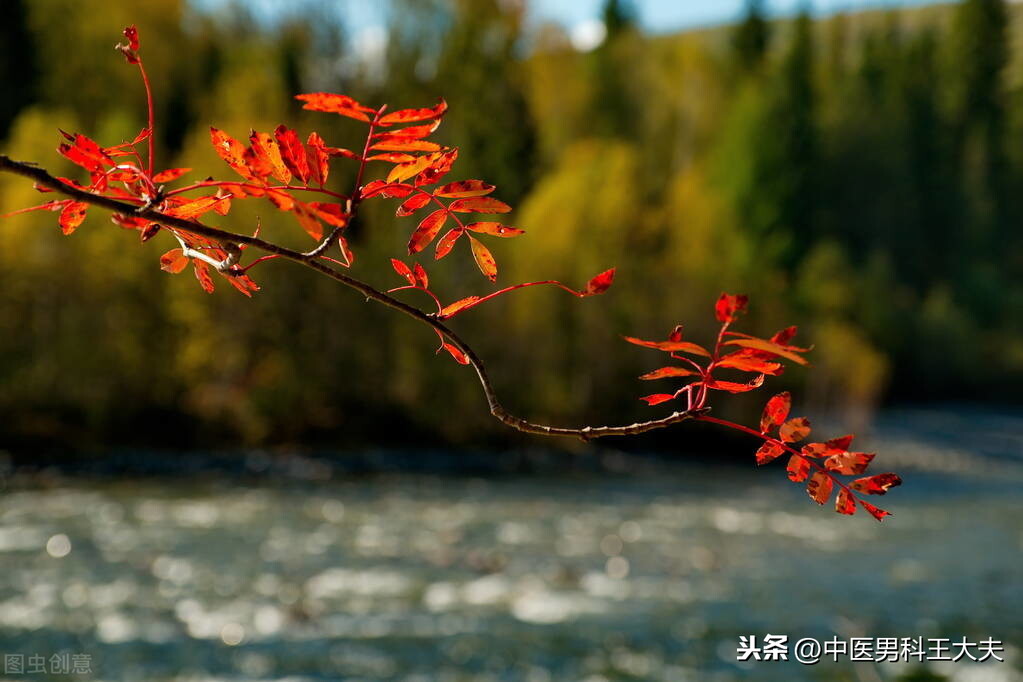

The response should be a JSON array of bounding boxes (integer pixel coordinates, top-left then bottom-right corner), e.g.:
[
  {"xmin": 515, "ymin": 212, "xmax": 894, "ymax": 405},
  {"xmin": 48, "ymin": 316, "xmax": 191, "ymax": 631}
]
[
  {"xmin": 639, "ymin": 367, "xmax": 698, "ymax": 380},
  {"xmin": 249, "ymin": 131, "xmax": 291, "ymax": 184},
  {"xmin": 396, "ymin": 192, "xmax": 433, "ymax": 217},
  {"xmin": 379, "ymin": 99, "xmax": 448, "ymax": 126},
  {"xmin": 779, "ymin": 417, "xmax": 811, "ymax": 443},
  {"xmin": 786, "ymin": 455, "xmax": 810, "ymax": 482},
  {"xmin": 152, "ymin": 168, "xmax": 191, "ymax": 183},
  {"xmin": 160, "ymin": 248, "xmax": 189, "ymax": 274},
  {"xmin": 370, "ymin": 140, "xmax": 442, "ymax": 153},
  {"xmin": 469, "ymin": 235, "xmax": 497, "ymax": 282},
  {"xmin": 373, "ymin": 120, "xmax": 441, "ymax": 141},
  {"xmin": 801, "ymin": 435, "xmax": 856, "ymax": 458},
  {"xmin": 858, "ymin": 500, "xmax": 892, "ymax": 522},
  {"xmin": 449, "ymin": 197, "xmax": 512, "ymax": 214},
  {"xmin": 413, "ymin": 263, "xmax": 429, "ymax": 288},
  {"xmin": 390, "ymin": 258, "xmax": 415, "ymax": 285},
  {"xmin": 58, "ymin": 133, "xmax": 114, "ymax": 172},
  {"xmin": 835, "ymin": 488, "xmax": 856, "ymax": 515},
  {"xmin": 850, "ymin": 473, "xmax": 902, "ymax": 495},
  {"xmin": 210, "ymin": 127, "xmax": 254, "ymax": 180},
  {"xmin": 361, "ymin": 181, "xmax": 413, "ymax": 199},
  {"xmin": 464, "ymin": 222, "xmax": 524, "ymax": 238},
  {"xmin": 58, "ymin": 202, "xmax": 88, "ymax": 235},
  {"xmin": 305, "ymin": 132, "xmax": 330, "ymax": 186},
  {"xmin": 624, "ymin": 336, "xmax": 712, "ymax": 358},
  {"xmin": 640, "ymin": 394, "xmax": 675, "ymax": 406},
  {"xmin": 291, "ymin": 202, "xmax": 323, "ymax": 241},
  {"xmin": 439, "ymin": 295, "xmax": 480, "ymax": 318},
  {"xmin": 440, "ymin": 342, "xmax": 470, "ymax": 365},
  {"xmin": 704, "ymin": 374, "xmax": 765, "ymax": 393},
  {"xmin": 408, "ymin": 209, "xmax": 448, "ymax": 254},
  {"xmin": 716, "ymin": 352, "xmax": 783, "ymax": 375},
  {"xmin": 825, "ymin": 452, "xmax": 875, "ymax": 475},
  {"xmin": 294, "ymin": 93, "xmax": 373, "ymax": 122},
  {"xmin": 416, "ymin": 148, "xmax": 459, "ymax": 186},
  {"xmin": 806, "ymin": 471, "xmax": 834, "ymax": 505},
  {"xmin": 274, "ymin": 125, "xmax": 310, "ymax": 184},
  {"xmin": 760, "ymin": 392, "xmax": 791, "ymax": 433},
  {"xmin": 367, "ymin": 152, "xmax": 417, "ymax": 163},
  {"xmin": 434, "ymin": 180, "xmax": 495, "ymax": 198},
  {"xmin": 755, "ymin": 442, "xmax": 785, "ymax": 465},
  {"xmin": 307, "ymin": 202, "xmax": 348, "ymax": 227},
  {"xmin": 165, "ymin": 196, "xmax": 226, "ymax": 219},
  {"xmin": 584, "ymin": 268, "xmax": 616, "ymax": 296},
  {"xmin": 123, "ymin": 24, "xmax": 140, "ymax": 51},
  {"xmin": 714, "ymin": 293, "xmax": 749, "ymax": 323},
  {"xmin": 193, "ymin": 261, "xmax": 215, "ymax": 294},
  {"xmin": 723, "ymin": 338, "xmax": 809, "ymax": 366},
  {"xmin": 772, "ymin": 326, "xmax": 799, "ymax": 345},
  {"xmin": 435, "ymin": 228, "xmax": 463, "ymax": 260}
]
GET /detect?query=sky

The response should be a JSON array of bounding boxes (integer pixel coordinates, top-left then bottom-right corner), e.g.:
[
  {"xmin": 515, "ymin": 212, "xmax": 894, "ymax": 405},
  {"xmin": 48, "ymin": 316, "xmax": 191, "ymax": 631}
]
[{"xmin": 192, "ymin": 0, "xmax": 947, "ymax": 52}]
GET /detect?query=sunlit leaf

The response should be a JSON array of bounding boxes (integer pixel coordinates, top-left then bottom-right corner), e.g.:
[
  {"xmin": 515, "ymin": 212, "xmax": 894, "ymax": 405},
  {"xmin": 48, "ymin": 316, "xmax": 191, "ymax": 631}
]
[
  {"xmin": 858, "ymin": 500, "xmax": 892, "ymax": 522},
  {"xmin": 249, "ymin": 131, "xmax": 291, "ymax": 184},
  {"xmin": 58, "ymin": 201, "xmax": 88, "ymax": 235},
  {"xmin": 806, "ymin": 471, "xmax": 833, "ymax": 505},
  {"xmin": 210, "ymin": 127, "xmax": 254, "ymax": 180},
  {"xmin": 779, "ymin": 417, "xmax": 811, "ymax": 443},
  {"xmin": 379, "ymin": 99, "xmax": 448, "ymax": 126},
  {"xmin": 469, "ymin": 235, "xmax": 497, "ymax": 282},
  {"xmin": 152, "ymin": 168, "xmax": 191, "ymax": 183},
  {"xmin": 407, "ymin": 209, "xmax": 448, "ymax": 254},
  {"xmin": 440, "ymin": 342, "xmax": 469, "ymax": 365},
  {"xmin": 390, "ymin": 258, "xmax": 415, "ymax": 284},
  {"xmin": 760, "ymin": 392, "xmax": 791, "ymax": 433},
  {"xmin": 786, "ymin": 455, "xmax": 810, "ymax": 482},
  {"xmin": 435, "ymin": 180, "xmax": 495, "ymax": 198},
  {"xmin": 824, "ymin": 452, "xmax": 875, "ymax": 475},
  {"xmin": 639, "ymin": 367, "xmax": 698, "ymax": 380},
  {"xmin": 160, "ymin": 248, "xmax": 189, "ymax": 274},
  {"xmin": 584, "ymin": 268, "xmax": 616, "ymax": 295},
  {"xmin": 448, "ymin": 197, "xmax": 512, "ymax": 214},
  {"xmin": 714, "ymin": 293, "xmax": 748, "ymax": 323},
  {"xmin": 755, "ymin": 442, "xmax": 785, "ymax": 465},
  {"xmin": 274, "ymin": 125, "xmax": 310, "ymax": 184},
  {"xmin": 835, "ymin": 488, "xmax": 856, "ymax": 515},
  {"xmin": 294, "ymin": 93, "xmax": 373, "ymax": 122},
  {"xmin": 193, "ymin": 260, "xmax": 215, "ymax": 294},
  {"xmin": 624, "ymin": 337, "xmax": 712, "ymax": 357},
  {"xmin": 850, "ymin": 473, "xmax": 902, "ymax": 495},
  {"xmin": 435, "ymin": 228, "xmax": 463, "ymax": 260},
  {"xmin": 440, "ymin": 295, "xmax": 480, "ymax": 318},
  {"xmin": 640, "ymin": 394, "xmax": 675, "ymax": 406},
  {"xmin": 396, "ymin": 192, "xmax": 433, "ymax": 217},
  {"xmin": 723, "ymin": 338, "xmax": 809, "ymax": 366},
  {"xmin": 464, "ymin": 221, "xmax": 524, "ymax": 237}
]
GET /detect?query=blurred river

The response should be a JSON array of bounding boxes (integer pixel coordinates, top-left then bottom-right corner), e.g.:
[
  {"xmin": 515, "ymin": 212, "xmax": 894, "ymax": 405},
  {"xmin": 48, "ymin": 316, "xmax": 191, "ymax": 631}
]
[{"xmin": 0, "ymin": 407, "xmax": 1020, "ymax": 681}]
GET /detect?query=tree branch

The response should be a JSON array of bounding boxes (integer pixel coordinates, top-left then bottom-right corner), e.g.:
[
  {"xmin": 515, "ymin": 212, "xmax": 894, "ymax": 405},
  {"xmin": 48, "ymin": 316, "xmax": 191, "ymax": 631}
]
[{"xmin": 0, "ymin": 154, "xmax": 707, "ymax": 441}]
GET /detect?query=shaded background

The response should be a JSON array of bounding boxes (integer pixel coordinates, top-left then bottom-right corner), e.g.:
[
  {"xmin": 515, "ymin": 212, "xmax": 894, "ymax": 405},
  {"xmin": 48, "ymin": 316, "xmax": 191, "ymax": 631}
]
[
  {"xmin": 0, "ymin": 1, "xmax": 1021, "ymax": 681},
  {"xmin": 2, "ymin": 0, "xmax": 1022, "ymax": 451}
]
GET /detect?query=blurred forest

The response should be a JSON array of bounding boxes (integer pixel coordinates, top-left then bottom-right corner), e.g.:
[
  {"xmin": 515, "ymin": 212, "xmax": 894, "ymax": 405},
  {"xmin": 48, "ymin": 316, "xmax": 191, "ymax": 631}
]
[{"xmin": 1, "ymin": 0, "xmax": 1022, "ymax": 452}]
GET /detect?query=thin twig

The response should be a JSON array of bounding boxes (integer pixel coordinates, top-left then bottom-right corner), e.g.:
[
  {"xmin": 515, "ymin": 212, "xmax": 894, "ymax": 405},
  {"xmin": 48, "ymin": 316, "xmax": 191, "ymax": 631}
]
[{"xmin": 0, "ymin": 154, "xmax": 708, "ymax": 441}]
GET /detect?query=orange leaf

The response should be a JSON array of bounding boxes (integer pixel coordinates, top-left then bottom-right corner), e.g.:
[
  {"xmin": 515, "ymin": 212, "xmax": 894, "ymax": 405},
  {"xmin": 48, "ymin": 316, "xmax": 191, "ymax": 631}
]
[
  {"xmin": 806, "ymin": 471, "xmax": 834, "ymax": 505},
  {"xmin": 714, "ymin": 293, "xmax": 748, "ymax": 323},
  {"xmin": 58, "ymin": 201, "xmax": 88, "ymax": 235},
  {"xmin": 760, "ymin": 392, "xmax": 791, "ymax": 433},
  {"xmin": 440, "ymin": 295, "xmax": 480, "ymax": 318},
  {"xmin": 825, "ymin": 452, "xmax": 875, "ymax": 475},
  {"xmin": 274, "ymin": 125, "xmax": 310, "ymax": 185},
  {"xmin": 755, "ymin": 442, "xmax": 785, "ymax": 465},
  {"xmin": 193, "ymin": 260, "xmax": 215, "ymax": 293},
  {"xmin": 639, "ymin": 367, "xmax": 698, "ymax": 380},
  {"xmin": 716, "ymin": 352, "xmax": 783, "ymax": 375},
  {"xmin": 786, "ymin": 455, "xmax": 810, "ymax": 482},
  {"xmin": 361, "ymin": 181, "xmax": 414, "ymax": 199},
  {"xmin": 469, "ymin": 235, "xmax": 497, "ymax": 282},
  {"xmin": 779, "ymin": 417, "xmax": 811, "ymax": 443},
  {"xmin": 152, "ymin": 168, "xmax": 191, "ymax": 183},
  {"xmin": 396, "ymin": 192, "xmax": 433, "ymax": 217},
  {"xmin": 624, "ymin": 337, "xmax": 712, "ymax": 358},
  {"xmin": 294, "ymin": 93, "xmax": 373, "ymax": 122},
  {"xmin": 165, "ymin": 196, "xmax": 225, "ymax": 219},
  {"xmin": 379, "ymin": 98, "xmax": 448, "ymax": 126},
  {"xmin": 307, "ymin": 202, "xmax": 348, "ymax": 227},
  {"xmin": 210, "ymin": 127, "xmax": 254, "ymax": 180},
  {"xmin": 723, "ymin": 338, "xmax": 809, "ymax": 366},
  {"xmin": 449, "ymin": 197, "xmax": 512, "ymax": 214},
  {"xmin": 434, "ymin": 180, "xmax": 495, "ymax": 198},
  {"xmin": 464, "ymin": 221, "xmax": 524, "ymax": 237},
  {"xmin": 435, "ymin": 228, "xmax": 463, "ymax": 260},
  {"xmin": 387, "ymin": 153, "xmax": 439, "ymax": 184},
  {"xmin": 291, "ymin": 202, "xmax": 323, "ymax": 241},
  {"xmin": 370, "ymin": 140, "xmax": 442, "ymax": 153},
  {"xmin": 249, "ymin": 131, "xmax": 291, "ymax": 184},
  {"xmin": 850, "ymin": 473, "xmax": 902, "ymax": 495},
  {"xmin": 160, "ymin": 248, "xmax": 189, "ymax": 274},
  {"xmin": 366, "ymin": 152, "xmax": 417, "ymax": 163},
  {"xmin": 835, "ymin": 488, "xmax": 856, "ymax": 515},
  {"xmin": 373, "ymin": 120, "xmax": 441, "ymax": 141},
  {"xmin": 407, "ymin": 209, "xmax": 448, "ymax": 254},
  {"xmin": 640, "ymin": 394, "xmax": 675, "ymax": 406}
]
